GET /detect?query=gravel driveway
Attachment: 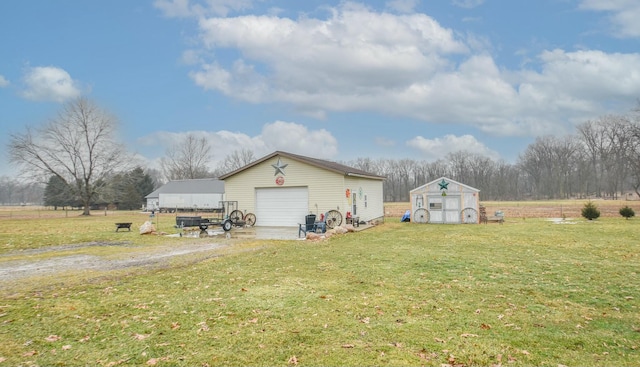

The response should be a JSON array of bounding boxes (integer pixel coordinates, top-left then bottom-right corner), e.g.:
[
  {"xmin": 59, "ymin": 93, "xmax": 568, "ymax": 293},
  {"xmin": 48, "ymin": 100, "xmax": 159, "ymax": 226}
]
[{"xmin": 0, "ymin": 241, "xmax": 227, "ymax": 286}]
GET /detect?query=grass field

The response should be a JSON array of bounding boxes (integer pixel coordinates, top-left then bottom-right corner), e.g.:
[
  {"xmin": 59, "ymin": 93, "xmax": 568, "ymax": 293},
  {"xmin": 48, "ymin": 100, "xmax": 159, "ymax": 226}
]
[{"xmin": 0, "ymin": 203, "xmax": 639, "ymax": 366}]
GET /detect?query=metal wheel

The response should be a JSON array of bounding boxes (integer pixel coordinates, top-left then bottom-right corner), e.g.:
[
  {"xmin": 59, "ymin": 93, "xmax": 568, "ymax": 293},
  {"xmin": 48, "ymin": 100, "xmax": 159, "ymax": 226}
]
[
  {"xmin": 325, "ymin": 210, "xmax": 343, "ymax": 229},
  {"xmin": 462, "ymin": 207, "xmax": 478, "ymax": 224},
  {"xmin": 222, "ymin": 220, "xmax": 232, "ymax": 232},
  {"xmin": 244, "ymin": 213, "xmax": 256, "ymax": 226},
  {"xmin": 228, "ymin": 210, "xmax": 244, "ymax": 225},
  {"xmin": 414, "ymin": 208, "xmax": 429, "ymax": 223}
]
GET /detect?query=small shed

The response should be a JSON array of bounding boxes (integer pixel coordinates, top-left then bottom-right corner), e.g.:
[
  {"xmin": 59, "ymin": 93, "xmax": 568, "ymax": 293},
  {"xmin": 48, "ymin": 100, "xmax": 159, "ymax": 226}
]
[
  {"xmin": 144, "ymin": 178, "xmax": 225, "ymax": 212},
  {"xmin": 409, "ymin": 177, "xmax": 480, "ymax": 224},
  {"xmin": 219, "ymin": 151, "xmax": 385, "ymax": 227}
]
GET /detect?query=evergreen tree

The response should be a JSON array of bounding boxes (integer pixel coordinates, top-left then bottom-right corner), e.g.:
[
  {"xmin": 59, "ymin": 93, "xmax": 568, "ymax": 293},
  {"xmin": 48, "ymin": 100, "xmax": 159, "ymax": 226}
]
[
  {"xmin": 581, "ymin": 201, "xmax": 601, "ymax": 220},
  {"xmin": 43, "ymin": 176, "xmax": 74, "ymax": 210},
  {"xmin": 619, "ymin": 206, "xmax": 635, "ymax": 220}
]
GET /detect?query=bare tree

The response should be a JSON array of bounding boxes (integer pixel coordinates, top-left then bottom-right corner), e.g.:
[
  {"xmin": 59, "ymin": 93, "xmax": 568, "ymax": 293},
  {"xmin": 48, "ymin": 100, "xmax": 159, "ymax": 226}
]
[
  {"xmin": 8, "ymin": 97, "xmax": 128, "ymax": 215},
  {"xmin": 160, "ymin": 134, "xmax": 212, "ymax": 181},
  {"xmin": 214, "ymin": 148, "xmax": 255, "ymax": 176}
]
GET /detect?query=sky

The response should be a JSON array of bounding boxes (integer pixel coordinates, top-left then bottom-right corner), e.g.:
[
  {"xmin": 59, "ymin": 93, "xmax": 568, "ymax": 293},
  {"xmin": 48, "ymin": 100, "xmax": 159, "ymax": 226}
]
[{"xmin": 2, "ymin": 0, "xmax": 640, "ymax": 177}]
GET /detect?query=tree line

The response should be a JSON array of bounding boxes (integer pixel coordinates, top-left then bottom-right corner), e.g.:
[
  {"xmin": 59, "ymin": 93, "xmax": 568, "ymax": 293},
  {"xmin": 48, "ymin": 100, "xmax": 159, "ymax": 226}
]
[
  {"xmin": 346, "ymin": 113, "xmax": 640, "ymax": 202},
  {"xmin": 6, "ymin": 97, "xmax": 640, "ymax": 213}
]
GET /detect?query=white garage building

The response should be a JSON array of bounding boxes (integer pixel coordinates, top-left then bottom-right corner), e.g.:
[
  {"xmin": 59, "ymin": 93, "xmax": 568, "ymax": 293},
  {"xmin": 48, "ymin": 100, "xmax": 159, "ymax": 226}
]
[
  {"xmin": 410, "ymin": 177, "xmax": 480, "ymax": 224},
  {"xmin": 219, "ymin": 151, "xmax": 385, "ymax": 227}
]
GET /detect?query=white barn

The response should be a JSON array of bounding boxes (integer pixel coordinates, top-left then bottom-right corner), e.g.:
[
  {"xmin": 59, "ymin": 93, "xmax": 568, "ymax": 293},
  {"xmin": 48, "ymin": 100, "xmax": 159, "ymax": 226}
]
[{"xmin": 409, "ymin": 177, "xmax": 480, "ymax": 224}]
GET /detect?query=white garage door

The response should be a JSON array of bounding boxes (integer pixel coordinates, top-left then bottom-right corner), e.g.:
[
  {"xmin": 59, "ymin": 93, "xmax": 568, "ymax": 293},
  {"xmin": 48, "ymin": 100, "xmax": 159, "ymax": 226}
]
[{"xmin": 255, "ymin": 187, "xmax": 309, "ymax": 227}]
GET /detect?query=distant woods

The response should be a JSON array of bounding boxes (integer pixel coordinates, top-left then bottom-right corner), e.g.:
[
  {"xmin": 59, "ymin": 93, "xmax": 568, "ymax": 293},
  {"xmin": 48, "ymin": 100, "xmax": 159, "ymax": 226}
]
[
  {"xmin": 4, "ymin": 99, "xmax": 640, "ymax": 206},
  {"xmin": 347, "ymin": 113, "xmax": 640, "ymax": 202}
]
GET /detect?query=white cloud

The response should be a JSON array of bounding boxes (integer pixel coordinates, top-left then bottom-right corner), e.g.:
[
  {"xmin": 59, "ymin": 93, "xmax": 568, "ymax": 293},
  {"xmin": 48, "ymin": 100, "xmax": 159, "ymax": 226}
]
[
  {"xmin": 375, "ymin": 137, "xmax": 396, "ymax": 147},
  {"xmin": 579, "ymin": 0, "xmax": 640, "ymax": 38},
  {"xmin": 0, "ymin": 75, "xmax": 9, "ymax": 87},
  {"xmin": 137, "ymin": 121, "xmax": 339, "ymax": 170},
  {"xmin": 260, "ymin": 121, "xmax": 338, "ymax": 158},
  {"xmin": 407, "ymin": 134, "xmax": 499, "ymax": 160},
  {"xmin": 154, "ymin": 0, "xmax": 254, "ymax": 18},
  {"xmin": 177, "ymin": 2, "xmax": 640, "ymax": 138},
  {"xmin": 191, "ymin": 4, "xmax": 468, "ymax": 110},
  {"xmin": 386, "ymin": 0, "xmax": 418, "ymax": 13},
  {"xmin": 21, "ymin": 66, "xmax": 81, "ymax": 102},
  {"xmin": 451, "ymin": 0, "xmax": 485, "ymax": 9}
]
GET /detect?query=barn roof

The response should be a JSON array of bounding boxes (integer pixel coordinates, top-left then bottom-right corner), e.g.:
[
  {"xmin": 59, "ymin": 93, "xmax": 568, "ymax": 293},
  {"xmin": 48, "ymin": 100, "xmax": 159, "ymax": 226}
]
[
  {"xmin": 145, "ymin": 178, "xmax": 224, "ymax": 198},
  {"xmin": 410, "ymin": 176, "xmax": 480, "ymax": 193},
  {"xmin": 218, "ymin": 151, "xmax": 386, "ymax": 180}
]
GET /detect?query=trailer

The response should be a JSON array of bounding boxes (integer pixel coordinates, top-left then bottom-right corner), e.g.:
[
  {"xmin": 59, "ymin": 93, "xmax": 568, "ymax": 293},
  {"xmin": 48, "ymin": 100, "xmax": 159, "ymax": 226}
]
[{"xmin": 175, "ymin": 201, "xmax": 256, "ymax": 234}]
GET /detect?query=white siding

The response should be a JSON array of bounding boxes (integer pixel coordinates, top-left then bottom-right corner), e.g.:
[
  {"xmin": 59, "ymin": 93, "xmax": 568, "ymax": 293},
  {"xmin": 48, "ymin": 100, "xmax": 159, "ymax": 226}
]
[
  {"xmin": 410, "ymin": 177, "xmax": 479, "ymax": 224},
  {"xmin": 224, "ymin": 154, "xmax": 384, "ymax": 226}
]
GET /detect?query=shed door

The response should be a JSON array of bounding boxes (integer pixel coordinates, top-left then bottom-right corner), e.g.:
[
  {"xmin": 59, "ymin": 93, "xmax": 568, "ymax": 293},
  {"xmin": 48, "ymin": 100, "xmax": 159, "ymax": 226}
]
[
  {"xmin": 255, "ymin": 187, "xmax": 309, "ymax": 227},
  {"xmin": 428, "ymin": 195, "xmax": 461, "ymax": 223},
  {"xmin": 444, "ymin": 196, "xmax": 461, "ymax": 223}
]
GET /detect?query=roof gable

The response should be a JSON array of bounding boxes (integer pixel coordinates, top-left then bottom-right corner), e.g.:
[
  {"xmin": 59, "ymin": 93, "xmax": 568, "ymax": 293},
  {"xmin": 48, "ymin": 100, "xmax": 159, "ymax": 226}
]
[
  {"xmin": 218, "ymin": 151, "xmax": 385, "ymax": 180},
  {"xmin": 410, "ymin": 176, "xmax": 480, "ymax": 193}
]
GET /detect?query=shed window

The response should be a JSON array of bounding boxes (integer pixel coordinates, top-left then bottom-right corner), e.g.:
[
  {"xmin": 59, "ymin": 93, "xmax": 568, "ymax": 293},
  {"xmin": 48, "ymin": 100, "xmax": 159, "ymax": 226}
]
[{"xmin": 429, "ymin": 202, "xmax": 442, "ymax": 210}]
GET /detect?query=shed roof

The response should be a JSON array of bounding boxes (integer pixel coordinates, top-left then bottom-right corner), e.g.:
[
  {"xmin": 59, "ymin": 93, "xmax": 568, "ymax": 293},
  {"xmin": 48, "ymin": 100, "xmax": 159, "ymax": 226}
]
[
  {"xmin": 145, "ymin": 178, "xmax": 224, "ymax": 199},
  {"xmin": 218, "ymin": 151, "xmax": 386, "ymax": 180},
  {"xmin": 410, "ymin": 176, "xmax": 480, "ymax": 193}
]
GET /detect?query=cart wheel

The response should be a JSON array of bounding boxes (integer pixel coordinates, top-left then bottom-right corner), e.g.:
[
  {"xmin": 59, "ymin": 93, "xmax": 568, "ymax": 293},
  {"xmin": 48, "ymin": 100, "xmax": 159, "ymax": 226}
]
[
  {"xmin": 325, "ymin": 210, "xmax": 343, "ymax": 229},
  {"xmin": 414, "ymin": 208, "xmax": 428, "ymax": 223},
  {"xmin": 229, "ymin": 210, "xmax": 244, "ymax": 225},
  {"xmin": 222, "ymin": 220, "xmax": 232, "ymax": 232},
  {"xmin": 244, "ymin": 213, "xmax": 256, "ymax": 226},
  {"xmin": 462, "ymin": 207, "xmax": 478, "ymax": 224}
]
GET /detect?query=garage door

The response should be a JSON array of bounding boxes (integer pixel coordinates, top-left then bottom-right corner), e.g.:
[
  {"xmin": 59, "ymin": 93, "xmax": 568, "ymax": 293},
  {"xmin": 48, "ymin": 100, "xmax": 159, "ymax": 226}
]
[{"xmin": 255, "ymin": 187, "xmax": 309, "ymax": 227}]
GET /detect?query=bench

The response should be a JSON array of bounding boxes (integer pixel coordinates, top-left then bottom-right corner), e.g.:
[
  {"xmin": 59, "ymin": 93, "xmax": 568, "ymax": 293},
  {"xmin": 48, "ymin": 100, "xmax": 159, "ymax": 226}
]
[{"xmin": 115, "ymin": 222, "xmax": 132, "ymax": 232}]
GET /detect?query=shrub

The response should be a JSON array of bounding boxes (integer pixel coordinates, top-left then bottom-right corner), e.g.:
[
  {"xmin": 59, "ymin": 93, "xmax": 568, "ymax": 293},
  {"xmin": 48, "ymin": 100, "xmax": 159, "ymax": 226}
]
[
  {"xmin": 619, "ymin": 206, "xmax": 635, "ymax": 220},
  {"xmin": 581, "ymin": 201, "xmax": 600, "ymax": 220}
]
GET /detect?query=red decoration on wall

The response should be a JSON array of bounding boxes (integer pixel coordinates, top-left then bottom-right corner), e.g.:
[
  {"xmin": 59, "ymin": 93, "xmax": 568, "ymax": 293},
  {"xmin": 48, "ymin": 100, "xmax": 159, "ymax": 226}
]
[
  {"xmin": 276, "ymin": 176, "xmax": 284, "ymax": 186},
  {"xmin": 345, "ymin": 189, "xmax": 351, "ymax": 198}
]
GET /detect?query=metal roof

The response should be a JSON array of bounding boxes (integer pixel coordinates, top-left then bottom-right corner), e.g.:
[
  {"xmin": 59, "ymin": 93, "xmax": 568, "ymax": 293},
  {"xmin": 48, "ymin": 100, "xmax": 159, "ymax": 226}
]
[
  {"xmin": 218, "ymin": 151, "xmax": 386, "ymax": 180},
  {"xmin": 145, "ymin": 178, "xmax": 224, "ymax": 198}
]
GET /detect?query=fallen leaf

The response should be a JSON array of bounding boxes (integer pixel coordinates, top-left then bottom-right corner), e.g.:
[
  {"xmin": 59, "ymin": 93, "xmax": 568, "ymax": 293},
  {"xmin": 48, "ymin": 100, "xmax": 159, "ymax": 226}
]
[
  {"xmin": 460, "ymin": 333, "xmax": 478, "ymax": 338},
  {"xmin": 146, "ymin": 358, "xmax": 158, "ymax": 366},
  {"xmin": 481, "ymin": 323, "xmax": 491, "ymax": 330},
  {"xmin": 22, "ymin": 351, "xmax": 37, "ymax": 357},
  {"xmin": 62, "ymin": 345, "xmax": 72, "ymax": 350},
  {"xmin": 171, "ymin": 322, "xmax": 180, "ymax": 330},
  {"xmin": 475, "ymin": 309, "xmax": 482, "ymax": 314},
  {"xmin": 79, "ymin": 335, "xmax": 90, "ymax": 342},
  {"xmin": 341, "ymin": 344, "xmax": 355, "ymax": 348},
  {"xmin": 360, "ymin": 317, "xmax": 370, "ymax": 324},
  {"xmin": 435, "ymin": 338, "xmax": 446, "ymax": 343},
  {"xmin": 248, "ymin": 318, "xmax": 258, "ymax": 323},
  {"xmin": 288, "ymin": 355, "xmax": 298, "ymax": 365},
  {"xmin": 133, "ymin": 333, "xmax": 150, "ymax": 340},
  {"xmin": 521, "ymin": 350, "xmax": 530, "ymax": 355},
  {"xmin": 45, "ymin": 335, "xmax": 61, "ymax": 342},
  {"xmin": 241, "ymin": 288, "xmax": 248, "ymax": 292},
  {"xmin": 0, "ymin": 357, "xmax": 6, "ymax": 363}
]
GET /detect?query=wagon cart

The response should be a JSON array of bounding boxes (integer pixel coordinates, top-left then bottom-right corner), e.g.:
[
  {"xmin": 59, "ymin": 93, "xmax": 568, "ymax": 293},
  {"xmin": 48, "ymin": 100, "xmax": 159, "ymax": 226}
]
[{"xmin": 175, "ymin": 201, "xmax": 256, "ymax": 235}]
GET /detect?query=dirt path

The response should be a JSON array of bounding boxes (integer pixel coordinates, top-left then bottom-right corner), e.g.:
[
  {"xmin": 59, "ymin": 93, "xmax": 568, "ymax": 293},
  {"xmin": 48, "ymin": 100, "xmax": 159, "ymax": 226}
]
[{"xmin": 0, "ymin": 241, "xmax": 228, "ymax": 286}]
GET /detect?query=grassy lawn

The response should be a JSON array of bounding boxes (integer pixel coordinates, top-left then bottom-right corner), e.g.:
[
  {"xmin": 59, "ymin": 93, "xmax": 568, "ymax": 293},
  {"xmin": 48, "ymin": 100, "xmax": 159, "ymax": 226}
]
[{"xmin": 0, "ymin": 208, "xmax": 639, "ymax": 366}]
